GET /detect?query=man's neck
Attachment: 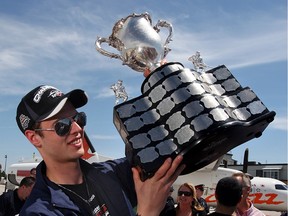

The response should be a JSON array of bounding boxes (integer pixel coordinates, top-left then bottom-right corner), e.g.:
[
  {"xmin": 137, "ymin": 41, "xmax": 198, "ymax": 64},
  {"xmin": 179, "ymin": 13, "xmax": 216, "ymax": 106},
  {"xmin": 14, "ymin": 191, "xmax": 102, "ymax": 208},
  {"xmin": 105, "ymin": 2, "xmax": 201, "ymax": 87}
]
[
  {"xmin": 215, "ymin": 204, "xmax": 236, "ymax": 215},
  {"xmin": 236, "ymin": 199, "xmax": 251, "ymax": 214},
  {"xmin": 45, "ymin": 159, "xmax": 83, "ymax": 185},
  {"xmin": 16, "ymin": 188, "xmax": 24, "ymax": 201}
]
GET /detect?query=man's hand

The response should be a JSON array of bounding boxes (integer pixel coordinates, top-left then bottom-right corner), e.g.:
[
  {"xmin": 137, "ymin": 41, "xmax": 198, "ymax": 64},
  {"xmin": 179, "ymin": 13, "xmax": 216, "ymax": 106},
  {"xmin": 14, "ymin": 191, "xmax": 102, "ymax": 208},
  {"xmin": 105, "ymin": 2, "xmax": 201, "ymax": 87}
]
[{"xmin": 132, "ymin": 155, "xmax": 185, "ymax": 216}]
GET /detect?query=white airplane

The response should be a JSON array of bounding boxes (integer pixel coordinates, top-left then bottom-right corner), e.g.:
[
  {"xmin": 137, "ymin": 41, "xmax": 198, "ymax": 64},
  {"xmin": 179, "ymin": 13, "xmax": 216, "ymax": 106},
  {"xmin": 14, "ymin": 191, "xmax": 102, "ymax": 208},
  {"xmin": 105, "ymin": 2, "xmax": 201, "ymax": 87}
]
[
  {"xmin": 6, "ymin": 134, "xmax": 288, "ymax": 212},
  {"xmin": 173, "ymin": 158, "xmax": 288, "ymax": 212}
]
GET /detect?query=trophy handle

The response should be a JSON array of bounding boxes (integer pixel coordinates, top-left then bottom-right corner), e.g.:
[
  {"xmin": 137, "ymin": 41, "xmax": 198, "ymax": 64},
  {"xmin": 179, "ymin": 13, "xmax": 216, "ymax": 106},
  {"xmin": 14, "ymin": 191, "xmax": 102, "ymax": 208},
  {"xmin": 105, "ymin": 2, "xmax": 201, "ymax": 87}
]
[
  {"xmin": 95, "ymin": 36, "xmax": 123, "ymax": 60},
  {"xmin": 153, "ymin": 20, "xmax": 173, "ymax": 57}
]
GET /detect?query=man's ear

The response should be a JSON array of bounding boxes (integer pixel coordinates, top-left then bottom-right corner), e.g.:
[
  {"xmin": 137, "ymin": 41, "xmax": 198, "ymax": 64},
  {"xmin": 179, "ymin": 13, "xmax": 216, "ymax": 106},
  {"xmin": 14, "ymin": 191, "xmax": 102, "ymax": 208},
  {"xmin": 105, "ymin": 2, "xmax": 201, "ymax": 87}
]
[
  {"xmin": 247, "ymin": 186, "xmax": 252, "ymax": 193},
  {"xmin": 25, "ymin": 130, "xmax": 42, "ymax": 148},
  {"xmin": 238, "ymin": 194, "xmax": 243, "ymax": 204}
]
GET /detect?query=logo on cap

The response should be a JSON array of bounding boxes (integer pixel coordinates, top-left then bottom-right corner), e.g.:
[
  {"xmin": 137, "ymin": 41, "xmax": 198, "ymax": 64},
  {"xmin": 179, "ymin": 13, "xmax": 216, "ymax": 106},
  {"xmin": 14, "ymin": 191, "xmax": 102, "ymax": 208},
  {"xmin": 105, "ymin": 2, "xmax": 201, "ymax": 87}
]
[
  {"xmin": 33, "ymin": 85, "xmax": 63, "ymax": 103},
  {"xmin": 19, "ymin": 114, "xmax": 30, "ymax": 130},
  {"xmin": 49, "ymin": 89, "xmax": 63, "ymax": 98}
]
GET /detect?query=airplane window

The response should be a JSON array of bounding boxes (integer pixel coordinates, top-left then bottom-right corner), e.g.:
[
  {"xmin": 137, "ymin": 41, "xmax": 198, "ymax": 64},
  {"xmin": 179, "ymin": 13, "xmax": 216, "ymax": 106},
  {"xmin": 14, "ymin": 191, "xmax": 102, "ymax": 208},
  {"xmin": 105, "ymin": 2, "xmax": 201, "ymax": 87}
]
[{"xmin": 275, "ymin": 184, "xmax": 288, "ymax": 190}]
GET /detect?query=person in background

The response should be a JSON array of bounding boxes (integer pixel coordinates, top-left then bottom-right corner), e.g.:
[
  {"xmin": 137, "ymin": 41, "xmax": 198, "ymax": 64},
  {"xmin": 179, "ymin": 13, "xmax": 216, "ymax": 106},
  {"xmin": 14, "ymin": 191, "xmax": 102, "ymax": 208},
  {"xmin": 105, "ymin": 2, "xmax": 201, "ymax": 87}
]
[
  {"xmin": 195, "ymin": 184, "xmax": 209, "ymax": 214},
  {"xmin": 0, "ymin": 176, "xmax": 35, "ymax": 216},
  {"xmin": 232, "ymin": 173, "xmax": 265, "ymax": 216},
  {"xmin": 208, "ymin": 177, "xmax": 242, "ymax": 216},
  {"xmin": 16, "ymin": 85, "xmax": 185, "ymax": 216},
  {"xmin": 160, "ymin": 186, "xmax": 175, "ymax": 216},
  {"xmin": 165, "ymin": 182, "xmax": 206, "ymax": 216},
  {"xmin": 29, "ymin": 168, "xmax": 36, "ymax": 178}
]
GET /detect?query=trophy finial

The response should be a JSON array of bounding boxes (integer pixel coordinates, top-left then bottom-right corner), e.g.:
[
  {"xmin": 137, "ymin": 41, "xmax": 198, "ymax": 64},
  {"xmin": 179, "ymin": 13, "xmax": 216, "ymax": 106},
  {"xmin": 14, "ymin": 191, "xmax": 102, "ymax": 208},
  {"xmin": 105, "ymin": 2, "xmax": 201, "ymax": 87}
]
[
  {"xmin": 188, "ymin": 51, "xmax": 208, "ymax": 72},
  {"xmin": 111, "ymin": 80, "xmax": 128, "ymax": 105}
]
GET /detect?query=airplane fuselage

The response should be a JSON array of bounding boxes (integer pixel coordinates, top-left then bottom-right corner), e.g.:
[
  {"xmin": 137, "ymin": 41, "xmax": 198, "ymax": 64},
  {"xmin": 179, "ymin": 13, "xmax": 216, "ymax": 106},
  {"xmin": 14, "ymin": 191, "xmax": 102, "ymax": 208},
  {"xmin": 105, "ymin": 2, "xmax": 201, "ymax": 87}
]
[{"xmin": 172, "ymin": 167, "xmax": 288, "ymax": 212}]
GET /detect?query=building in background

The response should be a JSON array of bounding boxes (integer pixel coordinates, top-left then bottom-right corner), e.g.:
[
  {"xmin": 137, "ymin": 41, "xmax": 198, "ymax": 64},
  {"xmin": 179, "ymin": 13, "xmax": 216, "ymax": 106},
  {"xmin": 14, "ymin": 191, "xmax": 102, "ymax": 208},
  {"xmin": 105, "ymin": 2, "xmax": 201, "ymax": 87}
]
[{"xmin": 221, "ymin": 153, "xmax": 288, "ymax": 184}]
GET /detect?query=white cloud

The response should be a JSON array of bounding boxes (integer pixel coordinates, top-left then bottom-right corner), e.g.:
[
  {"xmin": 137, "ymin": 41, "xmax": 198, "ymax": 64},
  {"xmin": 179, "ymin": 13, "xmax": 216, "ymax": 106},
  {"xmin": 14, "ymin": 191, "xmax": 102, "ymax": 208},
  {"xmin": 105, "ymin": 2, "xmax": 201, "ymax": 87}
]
[
  {"xmin": 270, "ymin": 116, "xmax": 288, "ymax": 131},
  {"xmin": 91, "ymin": 134, "xmax": 119, "ymax": 140},
  {"xmin": 94, "ymin": 87, "xmax": 114, "ymax": 99},
  {"xmin": 169, "ymin": 20, "xmax": 286, "ymax": 69}
]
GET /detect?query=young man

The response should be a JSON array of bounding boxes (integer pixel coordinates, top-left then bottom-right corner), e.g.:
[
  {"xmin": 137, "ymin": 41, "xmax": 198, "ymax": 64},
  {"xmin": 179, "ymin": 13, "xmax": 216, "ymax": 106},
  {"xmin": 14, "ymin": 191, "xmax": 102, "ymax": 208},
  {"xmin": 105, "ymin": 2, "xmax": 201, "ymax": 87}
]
[
  {"xmin": 208, "ymin": 177, "xmax": 242, "ymax": 216},
  {"xmin": 0, "ymin": 176, "xmax": 35, "ymax": 216},
  {"xmin": 16, "ymin": 85, "xmax": 184, "ymax": 216},
  {"xmin": 232, "ymin": 173, "xmax": 265, "ymax": 216}
]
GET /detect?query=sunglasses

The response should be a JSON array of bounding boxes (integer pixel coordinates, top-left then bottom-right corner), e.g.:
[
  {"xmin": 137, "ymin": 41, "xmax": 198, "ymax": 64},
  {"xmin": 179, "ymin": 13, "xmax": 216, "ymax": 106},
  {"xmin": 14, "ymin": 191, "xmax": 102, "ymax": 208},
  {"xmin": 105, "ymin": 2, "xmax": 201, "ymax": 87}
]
[
  {"xmin": 35, "ymin": 112, "xmax": 87, "ymax": 136},
  {"xmin": 178, "ymin": 191, "xmax": 192, "ymax": 197}
]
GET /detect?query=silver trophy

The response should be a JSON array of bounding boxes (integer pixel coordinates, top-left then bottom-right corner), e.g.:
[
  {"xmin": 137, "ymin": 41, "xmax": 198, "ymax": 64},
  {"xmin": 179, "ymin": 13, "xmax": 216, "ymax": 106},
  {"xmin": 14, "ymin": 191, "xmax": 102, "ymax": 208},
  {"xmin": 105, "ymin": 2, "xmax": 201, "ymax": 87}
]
[
  {"xmin": 95, "ymin": 13, "xmax": 275, "ymax": 181},
  {"xmin": 95, "ymin": 12, "xmax": 173, "ymax": 73}
]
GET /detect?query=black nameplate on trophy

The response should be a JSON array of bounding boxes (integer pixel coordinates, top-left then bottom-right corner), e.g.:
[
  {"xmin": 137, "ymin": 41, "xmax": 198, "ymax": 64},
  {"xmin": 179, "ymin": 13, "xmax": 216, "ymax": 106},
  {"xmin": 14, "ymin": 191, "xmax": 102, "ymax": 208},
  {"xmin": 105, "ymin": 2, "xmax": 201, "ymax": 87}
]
[{"xmin": 113, "ymin": 62, "xmax": 275, "ymax": 181}]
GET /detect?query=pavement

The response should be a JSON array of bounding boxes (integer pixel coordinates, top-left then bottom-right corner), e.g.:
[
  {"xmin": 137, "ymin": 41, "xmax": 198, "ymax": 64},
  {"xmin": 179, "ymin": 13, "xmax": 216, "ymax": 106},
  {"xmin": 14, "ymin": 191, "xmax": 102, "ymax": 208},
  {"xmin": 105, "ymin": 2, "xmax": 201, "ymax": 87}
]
[
  {"xmin": 0, "ymin": 184, "xmax": 284, "ymax": 215},
  {"xmin": 0, "ymin": 184, "xmax": 6, "ymax": 193}
]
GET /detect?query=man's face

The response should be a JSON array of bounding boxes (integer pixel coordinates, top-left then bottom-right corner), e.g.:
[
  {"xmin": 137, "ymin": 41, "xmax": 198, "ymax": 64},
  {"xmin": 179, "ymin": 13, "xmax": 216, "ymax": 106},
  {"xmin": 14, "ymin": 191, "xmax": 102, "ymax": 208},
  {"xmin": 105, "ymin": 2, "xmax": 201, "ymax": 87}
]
[
  {"xmin": 235, "ymin": 176, "xmax": 250, "ymax": 200},
  {"xmin": 196, "ymin": 188, "xmax": 204, "ymax": 198},
  {"xmin": 23, "ymin": 183, "xmax": 35, "ymax": 200},
  {"xmin": 35, "ymin": 102, "xmax": 85, "ymax": 163},
  {"xmin": 30, "ymin": 169, "xmax": 36, "ymax": 177}
]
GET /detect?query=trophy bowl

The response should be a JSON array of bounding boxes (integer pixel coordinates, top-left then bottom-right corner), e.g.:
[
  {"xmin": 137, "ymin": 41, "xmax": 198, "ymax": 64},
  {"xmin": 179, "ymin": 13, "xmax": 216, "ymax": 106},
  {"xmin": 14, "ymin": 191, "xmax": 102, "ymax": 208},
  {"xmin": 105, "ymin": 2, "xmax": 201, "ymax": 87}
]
[{"xmin": 95, "ymin": 12, "xmax": 172, "ymax": 73}]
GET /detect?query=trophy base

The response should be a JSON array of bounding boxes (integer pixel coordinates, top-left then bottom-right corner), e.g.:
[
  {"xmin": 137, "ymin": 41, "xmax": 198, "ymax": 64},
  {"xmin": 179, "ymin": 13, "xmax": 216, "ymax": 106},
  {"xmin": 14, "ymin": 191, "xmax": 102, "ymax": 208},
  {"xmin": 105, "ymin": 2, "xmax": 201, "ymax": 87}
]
[
  {"xmin": 113, "ymin": 62, "xmax": 276, "ymax": 181},
  {"xmin": 178, "ymin": 111, "xmax": 275, "ymax": 175}
]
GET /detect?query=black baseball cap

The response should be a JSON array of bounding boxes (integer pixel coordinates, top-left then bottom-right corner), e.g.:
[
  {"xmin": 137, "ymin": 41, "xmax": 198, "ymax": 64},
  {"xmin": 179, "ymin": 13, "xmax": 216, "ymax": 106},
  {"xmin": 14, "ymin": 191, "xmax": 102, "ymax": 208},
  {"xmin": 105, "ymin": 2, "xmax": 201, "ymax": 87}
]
[{"xmin": 16, "ymin": 85, "xmax": 88, "ymax": 134}]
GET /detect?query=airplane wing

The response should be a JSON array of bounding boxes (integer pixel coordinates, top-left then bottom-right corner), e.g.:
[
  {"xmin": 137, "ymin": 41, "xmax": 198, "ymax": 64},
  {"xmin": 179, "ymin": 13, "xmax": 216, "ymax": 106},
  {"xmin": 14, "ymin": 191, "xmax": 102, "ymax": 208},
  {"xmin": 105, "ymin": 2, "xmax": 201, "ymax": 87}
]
[{"xmin": 197, "ymin": 155, "xmax": 224, "ymax": 172}]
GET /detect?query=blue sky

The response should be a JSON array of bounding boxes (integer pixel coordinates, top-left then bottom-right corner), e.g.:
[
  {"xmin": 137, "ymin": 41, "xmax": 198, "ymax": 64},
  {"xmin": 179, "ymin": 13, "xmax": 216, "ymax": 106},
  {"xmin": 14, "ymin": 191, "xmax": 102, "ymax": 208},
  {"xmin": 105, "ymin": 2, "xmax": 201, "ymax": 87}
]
[{"xmin": 0, "ymin": 0, "xmax": 287, "ymax": 169}]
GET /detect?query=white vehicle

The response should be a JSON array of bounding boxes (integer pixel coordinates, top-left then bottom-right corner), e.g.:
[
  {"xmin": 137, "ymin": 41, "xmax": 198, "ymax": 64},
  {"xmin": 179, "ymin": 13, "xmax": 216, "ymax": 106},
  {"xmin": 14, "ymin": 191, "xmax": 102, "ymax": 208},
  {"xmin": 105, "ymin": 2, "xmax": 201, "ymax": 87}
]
[
  {"xmin": 6, "ymin": 135, "xmax": 288, "ymax": 212},
  {"xmin": 174, "ymin": 158, "xmax": 288, "ymax": 212}
]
